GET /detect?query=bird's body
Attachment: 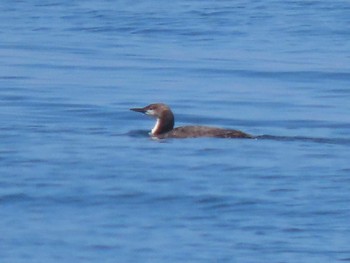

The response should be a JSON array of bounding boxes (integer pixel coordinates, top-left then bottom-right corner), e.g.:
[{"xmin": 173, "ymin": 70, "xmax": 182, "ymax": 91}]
[
  {"xmin": 130, "ymin": 103, "xmax": 253, "ymax": 139},
  {"xmin": 156, "ymin": 126, "xmax": 252, "ymax": 139}
]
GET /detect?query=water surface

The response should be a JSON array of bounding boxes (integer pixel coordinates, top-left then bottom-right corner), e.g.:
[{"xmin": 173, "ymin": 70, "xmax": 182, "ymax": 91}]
[{"xmin": 1, "ymin": 1, "xmax": 350, "ymax": 262}]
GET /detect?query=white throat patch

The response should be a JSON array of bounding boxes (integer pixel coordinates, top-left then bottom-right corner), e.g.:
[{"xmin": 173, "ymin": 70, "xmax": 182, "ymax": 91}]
[
  {"xmin": 146, "ymin": 109, "xmax": 155, "ymax": 116},
  {"xmin": 151, "ymin": 118, "xmax": 160, "ymax": 135}
]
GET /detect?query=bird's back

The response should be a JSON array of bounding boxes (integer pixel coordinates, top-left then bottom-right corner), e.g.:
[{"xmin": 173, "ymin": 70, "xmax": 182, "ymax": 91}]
[{"xmin": 156, "ymin": 126, "xmax": 253, "ymax": 139}]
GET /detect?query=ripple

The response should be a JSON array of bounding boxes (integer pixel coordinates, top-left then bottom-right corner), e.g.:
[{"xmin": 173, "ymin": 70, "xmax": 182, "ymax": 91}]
[{"xmin": 257, "ymin": 135, "xmax": 350, "ymax": 145}]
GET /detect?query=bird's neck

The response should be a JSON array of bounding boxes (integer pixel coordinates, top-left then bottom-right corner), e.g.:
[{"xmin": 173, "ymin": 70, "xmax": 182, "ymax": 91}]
[{"xmin": 151, "ymin": 110, "xmax": 174, "ymax": 135}]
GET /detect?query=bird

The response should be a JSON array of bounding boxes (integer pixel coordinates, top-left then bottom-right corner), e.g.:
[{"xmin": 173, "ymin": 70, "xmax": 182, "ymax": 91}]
[{"xmin": 130, "ymin": 103, "xmax": 253, "ymax": 139}]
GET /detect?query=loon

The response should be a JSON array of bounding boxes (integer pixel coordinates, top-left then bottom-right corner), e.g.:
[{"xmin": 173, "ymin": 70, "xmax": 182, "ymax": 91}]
[{"xmin": 130, "ymin": 103, "xmax": 253, "ymax": 139}]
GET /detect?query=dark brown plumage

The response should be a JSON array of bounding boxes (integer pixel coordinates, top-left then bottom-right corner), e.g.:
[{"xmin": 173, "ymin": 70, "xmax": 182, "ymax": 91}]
[{"xmin": 130, "ymin": 103, "xmax": 253, "ymax": 139}]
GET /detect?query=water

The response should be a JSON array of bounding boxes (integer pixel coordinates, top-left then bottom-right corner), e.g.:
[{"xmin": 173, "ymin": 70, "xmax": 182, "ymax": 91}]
[{"xmin": 1, "ymin": 0, "xmax": 350, "ymax": 262}]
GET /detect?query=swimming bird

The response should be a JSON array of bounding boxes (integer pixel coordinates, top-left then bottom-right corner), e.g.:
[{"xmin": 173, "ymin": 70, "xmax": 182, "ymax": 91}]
[{"xmin": 130, "ymin": 103, "xmax": 253, "ymax": 139}]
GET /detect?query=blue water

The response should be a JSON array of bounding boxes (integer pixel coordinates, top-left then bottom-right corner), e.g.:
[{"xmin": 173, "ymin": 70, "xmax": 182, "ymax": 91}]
[{"xmin": 1, "ymin": 1, "xmax": 350, "ymax": 262}]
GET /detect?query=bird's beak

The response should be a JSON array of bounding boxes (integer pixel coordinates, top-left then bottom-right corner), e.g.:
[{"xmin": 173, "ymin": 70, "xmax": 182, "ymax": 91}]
[{"xmin": 130, "ymin": 107, "xmax": 147, "ymax": 113}]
